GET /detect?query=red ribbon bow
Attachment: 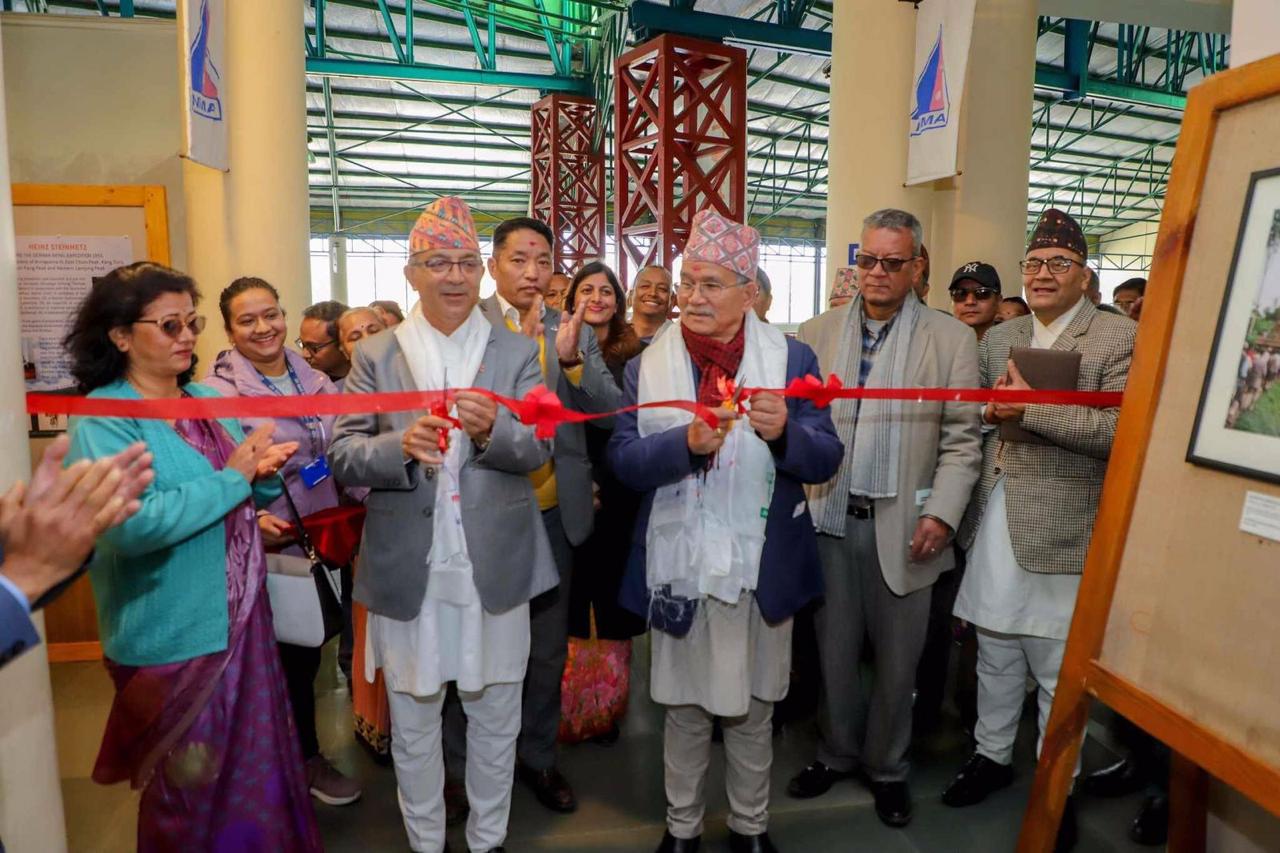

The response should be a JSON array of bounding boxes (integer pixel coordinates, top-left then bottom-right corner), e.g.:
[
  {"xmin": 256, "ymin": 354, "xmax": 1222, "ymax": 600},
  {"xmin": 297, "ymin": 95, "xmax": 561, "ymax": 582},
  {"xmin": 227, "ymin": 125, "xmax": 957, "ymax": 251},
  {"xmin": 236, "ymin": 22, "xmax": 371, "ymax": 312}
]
[
  {"xmin": 507, "ymin": 384, "xmax": 584, "ymax": 440},
  {"xmin": 785, "ymin": 374, "xmax": 844, "ymax": 409}
]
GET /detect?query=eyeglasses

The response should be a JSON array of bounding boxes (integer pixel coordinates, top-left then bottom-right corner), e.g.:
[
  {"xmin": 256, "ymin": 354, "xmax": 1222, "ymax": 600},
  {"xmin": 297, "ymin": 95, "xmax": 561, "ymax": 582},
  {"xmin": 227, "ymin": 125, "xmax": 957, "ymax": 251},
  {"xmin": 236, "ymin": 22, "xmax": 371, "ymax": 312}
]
[
  {"xmin": 854, "ymin": 253, "xmax": 917, "ymax": 273},
  {"xmin": 1019, "ymin": 257, "xmax": 1080, "ymax": 275},
  {"xmin": 949, "ymin": 286, "xmax": 999, "ymax": 302},
  {"xmin": 133, "ymin": 315, "xmax": 206, "ymax": 338},
  {"xmin": 676, "ymin": 280, "xmax": 748, "ymax": 298},
  {"xmin": 409, "ymin": 258, "xmax": 485, "ymax": 275},
  {"xmin": 295, "ymin": 338, "xmax": 337, "ymax": 356}
]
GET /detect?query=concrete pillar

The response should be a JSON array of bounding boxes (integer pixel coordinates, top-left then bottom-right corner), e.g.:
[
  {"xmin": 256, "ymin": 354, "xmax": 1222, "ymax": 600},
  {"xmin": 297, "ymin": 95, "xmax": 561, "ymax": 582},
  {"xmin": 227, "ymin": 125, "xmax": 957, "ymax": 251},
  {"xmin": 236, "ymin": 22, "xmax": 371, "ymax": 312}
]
[
  {"xmin": 1231, "ymin": 0, "xmax": 1280, "ymax": 66},
  {"xmin": 181, "ymin": 0, "xmax": 311, "ymax": 369},
  {"xmin": 927, "ymin": 0, "xmax": 1037, "ymax": 303},
  {"xmin": 328, "ymin": 235, "xmax": 348, "ymax": 305},
  {"xmin": 0, "ymin": 22, "xmax": 69, "ymax": 853},
  {"xmin": 824, "ymin": 0, "xmax": 935, "ymax": 299},
  {"xmin": 824, "ymin": 0, "xmax": 1036, "ymax": 306}
]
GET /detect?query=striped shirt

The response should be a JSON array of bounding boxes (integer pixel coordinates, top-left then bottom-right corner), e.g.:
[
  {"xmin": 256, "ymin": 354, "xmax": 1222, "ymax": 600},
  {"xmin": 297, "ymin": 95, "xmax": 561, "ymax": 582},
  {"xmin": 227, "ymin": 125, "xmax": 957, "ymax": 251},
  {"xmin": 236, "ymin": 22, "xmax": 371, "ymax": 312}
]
[{"xmin": 859, "ymin": 315, "xmax": 895, "ymax": 387}]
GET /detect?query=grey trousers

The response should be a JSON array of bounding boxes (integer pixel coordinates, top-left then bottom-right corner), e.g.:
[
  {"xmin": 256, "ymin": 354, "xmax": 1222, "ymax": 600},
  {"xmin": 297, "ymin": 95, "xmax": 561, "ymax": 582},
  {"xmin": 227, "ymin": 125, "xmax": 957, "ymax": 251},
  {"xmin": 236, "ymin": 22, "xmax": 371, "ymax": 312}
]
[
  {"xmin": 813, "ymin": 521, "xmax": 931, "ymax": 782},
  {"xmin": 664, "ymin": 698, "xmax": 774, "ymax": 838},
  {"xmin": 445, "ymin": 506, "xmax": 572, "ymax": 777}
]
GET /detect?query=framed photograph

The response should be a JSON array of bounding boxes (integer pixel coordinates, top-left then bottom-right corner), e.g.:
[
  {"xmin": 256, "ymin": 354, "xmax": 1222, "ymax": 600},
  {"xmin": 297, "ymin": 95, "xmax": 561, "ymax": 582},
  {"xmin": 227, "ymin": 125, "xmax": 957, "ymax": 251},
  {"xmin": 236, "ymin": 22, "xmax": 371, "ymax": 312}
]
[{"xmin": 1187, "ymin": 166, "xmax": 1280, "ymax": 484}]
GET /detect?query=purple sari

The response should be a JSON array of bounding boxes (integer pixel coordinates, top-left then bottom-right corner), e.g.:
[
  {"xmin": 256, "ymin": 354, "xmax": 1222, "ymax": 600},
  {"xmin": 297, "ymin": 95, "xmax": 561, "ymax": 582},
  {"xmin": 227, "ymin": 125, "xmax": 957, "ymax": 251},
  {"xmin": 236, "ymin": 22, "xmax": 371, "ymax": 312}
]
[{"xmin": 92, "ymin": 415, "xmax": 323, "ymax": 853}]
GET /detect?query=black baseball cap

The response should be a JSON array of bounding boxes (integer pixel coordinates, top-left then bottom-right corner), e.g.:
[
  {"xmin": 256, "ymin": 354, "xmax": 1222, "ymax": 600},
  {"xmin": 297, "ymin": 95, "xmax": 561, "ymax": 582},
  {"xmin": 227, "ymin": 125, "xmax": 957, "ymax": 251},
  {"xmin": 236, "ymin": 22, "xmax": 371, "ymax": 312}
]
[{"xmin": 949, "ymin": 261, "xmax": 1001, "ymax": 293}]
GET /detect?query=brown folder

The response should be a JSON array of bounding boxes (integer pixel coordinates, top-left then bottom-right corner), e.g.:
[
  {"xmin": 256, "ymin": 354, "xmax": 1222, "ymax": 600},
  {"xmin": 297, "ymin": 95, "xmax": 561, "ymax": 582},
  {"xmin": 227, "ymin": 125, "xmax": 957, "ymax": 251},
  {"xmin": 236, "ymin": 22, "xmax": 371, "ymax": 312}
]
[{"xmin": 999, "ymin": 347, "xmax": 1082, "ymax": 445}]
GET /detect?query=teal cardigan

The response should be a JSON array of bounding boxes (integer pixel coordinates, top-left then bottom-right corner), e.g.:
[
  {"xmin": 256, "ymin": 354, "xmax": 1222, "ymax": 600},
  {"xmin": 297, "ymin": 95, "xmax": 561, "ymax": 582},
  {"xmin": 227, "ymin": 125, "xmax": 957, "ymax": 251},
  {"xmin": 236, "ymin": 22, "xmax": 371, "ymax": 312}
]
[{"xmin": 66, "ymin": 379, "xmax": 281, "ymax": 666}]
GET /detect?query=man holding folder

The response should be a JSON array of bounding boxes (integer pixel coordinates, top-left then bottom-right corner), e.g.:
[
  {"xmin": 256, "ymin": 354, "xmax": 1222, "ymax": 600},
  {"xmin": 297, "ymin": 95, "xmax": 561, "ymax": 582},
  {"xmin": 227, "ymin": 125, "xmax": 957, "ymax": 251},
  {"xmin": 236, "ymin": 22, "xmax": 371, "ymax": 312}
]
[{"xmin": 943, "ymin": 209, "xmax": 1136, "ymax": 851}]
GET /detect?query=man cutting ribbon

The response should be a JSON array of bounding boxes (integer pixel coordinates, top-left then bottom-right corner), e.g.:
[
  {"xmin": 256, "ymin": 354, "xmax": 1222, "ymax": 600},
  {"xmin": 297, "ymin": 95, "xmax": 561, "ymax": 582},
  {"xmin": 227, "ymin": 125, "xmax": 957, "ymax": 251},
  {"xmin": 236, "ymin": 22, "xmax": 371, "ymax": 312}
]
[
  {"xmin": 329, "ymin": 196, "xmax": 557, "ymax": 853},
  {"xmin": 609, "ymin": 208, "xmax": 843, "ymax": 853}
]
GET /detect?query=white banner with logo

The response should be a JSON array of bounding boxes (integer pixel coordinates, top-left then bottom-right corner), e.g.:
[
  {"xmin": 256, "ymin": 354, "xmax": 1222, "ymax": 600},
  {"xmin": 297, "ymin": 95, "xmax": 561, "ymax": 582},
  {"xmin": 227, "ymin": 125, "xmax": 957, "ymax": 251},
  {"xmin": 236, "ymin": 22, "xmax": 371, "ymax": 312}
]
[
  {"xmin": 905, "ymin": 0, "xmax": 976, "ymax": 186},
  {"xmin": 181, "ymin": 0, "xmax": 228, "ymax": 171}
]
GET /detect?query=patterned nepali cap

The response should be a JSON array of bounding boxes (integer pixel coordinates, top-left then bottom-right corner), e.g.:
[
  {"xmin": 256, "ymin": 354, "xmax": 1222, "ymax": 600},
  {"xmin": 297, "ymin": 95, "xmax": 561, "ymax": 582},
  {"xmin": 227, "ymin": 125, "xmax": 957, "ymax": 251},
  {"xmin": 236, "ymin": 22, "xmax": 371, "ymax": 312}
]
[
  {"xmin": 683, "ymin": 208, "xmax": 760, "ymax": 280},
  {"xmin": 409, "ymin": 196, "xmax": 480, "ymax": 254},
  {"xmin": 1027, "ymin": 207, "xmax": 1087, "ymax": 259},
  {"xmin": 832, "ymin": 267, "xmax": 858, "ymax": 298}
]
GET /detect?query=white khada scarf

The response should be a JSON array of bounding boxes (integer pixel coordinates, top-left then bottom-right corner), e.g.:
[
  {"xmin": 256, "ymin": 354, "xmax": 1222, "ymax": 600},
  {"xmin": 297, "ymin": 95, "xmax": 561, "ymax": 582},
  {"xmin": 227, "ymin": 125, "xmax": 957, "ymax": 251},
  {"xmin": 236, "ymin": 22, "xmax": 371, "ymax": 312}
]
[{"xmin": 637, "ymin": 310, "xmax": 788, "ymax": 607}]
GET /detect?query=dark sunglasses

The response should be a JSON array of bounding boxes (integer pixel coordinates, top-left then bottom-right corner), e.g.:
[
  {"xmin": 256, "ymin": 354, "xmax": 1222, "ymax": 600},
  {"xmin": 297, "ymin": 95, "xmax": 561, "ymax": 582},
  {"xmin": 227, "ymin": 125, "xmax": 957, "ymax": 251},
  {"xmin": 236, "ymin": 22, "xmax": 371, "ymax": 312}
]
[
  {"xmin": 949, "ymin": 286, "xmax": 999, "ymax": 302},
  {"xmin": 854, "ymin": 253, "xmax": 917, "ymax": 273},
  {"xmin": 134, "ymin": 315, "xmax": 206, "ymax": 338}
]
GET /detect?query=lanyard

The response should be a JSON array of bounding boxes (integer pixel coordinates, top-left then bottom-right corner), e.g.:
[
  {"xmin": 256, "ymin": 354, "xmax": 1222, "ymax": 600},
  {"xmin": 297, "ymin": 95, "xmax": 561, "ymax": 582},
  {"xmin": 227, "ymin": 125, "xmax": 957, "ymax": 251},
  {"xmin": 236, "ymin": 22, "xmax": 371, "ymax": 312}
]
[{"xmin": 255, "ymin": 359, "xmax": 326, "ymax": 458}]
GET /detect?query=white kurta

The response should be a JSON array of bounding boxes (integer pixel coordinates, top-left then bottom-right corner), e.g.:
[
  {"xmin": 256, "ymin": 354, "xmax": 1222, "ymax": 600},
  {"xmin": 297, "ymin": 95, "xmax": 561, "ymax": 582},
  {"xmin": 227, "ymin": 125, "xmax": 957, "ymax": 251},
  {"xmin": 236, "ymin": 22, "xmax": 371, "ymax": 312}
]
[
  {"xmin": 367, "ymin": 308, "xmax": 530, "ymax": 698},
  {"xmin": 953, "ymin": 298, "xmax": 1087, "ymax": 641}
]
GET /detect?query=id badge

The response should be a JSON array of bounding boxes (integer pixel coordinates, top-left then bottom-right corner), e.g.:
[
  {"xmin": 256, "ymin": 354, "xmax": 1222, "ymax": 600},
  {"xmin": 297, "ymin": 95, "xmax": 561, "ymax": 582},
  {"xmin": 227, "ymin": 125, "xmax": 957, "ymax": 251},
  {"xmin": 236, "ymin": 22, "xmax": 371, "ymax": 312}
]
[{"xmin": 300, "ymin": 456, "xmax": 331, "ymax": 489}]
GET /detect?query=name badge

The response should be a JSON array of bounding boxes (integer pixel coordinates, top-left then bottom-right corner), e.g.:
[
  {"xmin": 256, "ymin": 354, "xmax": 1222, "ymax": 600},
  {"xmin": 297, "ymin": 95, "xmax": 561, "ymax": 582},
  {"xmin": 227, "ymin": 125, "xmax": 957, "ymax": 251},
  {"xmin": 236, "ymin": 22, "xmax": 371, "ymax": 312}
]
[
  {"xmin": 300, "ymin": 456, "xmax": 331, "ymax": 489},
  {"xmin": 915, "ymin": 488, "xmax": 932, "ymax": 507}
]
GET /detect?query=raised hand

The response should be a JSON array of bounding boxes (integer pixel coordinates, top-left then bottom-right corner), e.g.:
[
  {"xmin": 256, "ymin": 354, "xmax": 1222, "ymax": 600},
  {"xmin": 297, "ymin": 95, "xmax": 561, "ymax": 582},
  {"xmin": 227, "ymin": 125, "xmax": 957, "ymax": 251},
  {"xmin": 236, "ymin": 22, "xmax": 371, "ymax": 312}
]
[
  {"xmin": 555, "ymin": 296, "xmax": 588, "ymax": 363},
  {"xmin": 227, "ymin": 423, "xmax": 277, "ymax": 483},
  {"xmin": 519, "ymin": 294, "xmax": 546, "ymax": 340},
  {"xmin": 0, "ymin": 454, "xmax": 132, "ymax": 602}
]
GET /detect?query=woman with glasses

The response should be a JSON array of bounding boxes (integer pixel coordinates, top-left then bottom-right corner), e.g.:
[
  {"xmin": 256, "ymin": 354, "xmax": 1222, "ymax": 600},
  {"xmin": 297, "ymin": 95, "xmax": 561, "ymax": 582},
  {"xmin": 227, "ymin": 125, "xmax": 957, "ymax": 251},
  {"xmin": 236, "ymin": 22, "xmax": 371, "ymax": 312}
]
[
  {"xmin": 204, "ymin": 276, "xmax": 364, "ymax": 807},
  {"xmin": 560, "ymin": 262, "xmax": 645, "ymax": 744},
  {"xmin": 63, "ymin": 262, "xmax": 320, "ymax": 851}
]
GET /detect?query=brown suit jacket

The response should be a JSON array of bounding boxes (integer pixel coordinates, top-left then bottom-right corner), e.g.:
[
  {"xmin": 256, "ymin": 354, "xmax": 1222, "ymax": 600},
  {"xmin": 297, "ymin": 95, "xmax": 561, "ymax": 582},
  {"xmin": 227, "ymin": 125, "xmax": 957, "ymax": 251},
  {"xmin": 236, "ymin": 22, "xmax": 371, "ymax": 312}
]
[{"xmin": 959, "ymin": 300, "xmax": 1136, "ymax": 574}]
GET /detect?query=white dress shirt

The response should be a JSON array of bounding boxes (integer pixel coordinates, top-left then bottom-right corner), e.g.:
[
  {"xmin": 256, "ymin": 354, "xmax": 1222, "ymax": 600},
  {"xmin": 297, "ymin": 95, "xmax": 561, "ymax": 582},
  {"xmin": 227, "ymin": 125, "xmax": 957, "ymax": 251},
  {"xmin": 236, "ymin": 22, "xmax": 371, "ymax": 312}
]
[{"xmin": 954, "ymin": 297, "xmax": 1086, "ymax": 640}]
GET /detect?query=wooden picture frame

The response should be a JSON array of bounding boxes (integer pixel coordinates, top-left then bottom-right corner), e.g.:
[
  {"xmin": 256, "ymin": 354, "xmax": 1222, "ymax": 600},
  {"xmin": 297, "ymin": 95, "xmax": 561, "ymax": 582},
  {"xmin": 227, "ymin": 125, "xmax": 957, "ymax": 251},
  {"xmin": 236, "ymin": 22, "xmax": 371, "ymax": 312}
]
[
  {"xmin": 11, "ymin": 183, "xmax": 170, "ymax": 661},
  {"xmin": 1019, "ymin": 54, "xmax": 1280, "ymax": 852},
  {"xmin": 1186, "ymin": 166, "xmax": 1280, "ymax": 483}
]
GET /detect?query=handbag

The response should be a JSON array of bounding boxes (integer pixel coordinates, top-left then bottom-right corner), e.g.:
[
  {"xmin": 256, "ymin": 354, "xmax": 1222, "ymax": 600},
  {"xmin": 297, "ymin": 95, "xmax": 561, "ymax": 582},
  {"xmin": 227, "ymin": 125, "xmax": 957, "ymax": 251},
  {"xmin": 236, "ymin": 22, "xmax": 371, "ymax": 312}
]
[
  {"xmin": 558, "ymin": 610, "xmax": 632, "ymax": 744},
  {"xmin": 264, "ymin": 484, "xmax": 345, "ymax": 647}
]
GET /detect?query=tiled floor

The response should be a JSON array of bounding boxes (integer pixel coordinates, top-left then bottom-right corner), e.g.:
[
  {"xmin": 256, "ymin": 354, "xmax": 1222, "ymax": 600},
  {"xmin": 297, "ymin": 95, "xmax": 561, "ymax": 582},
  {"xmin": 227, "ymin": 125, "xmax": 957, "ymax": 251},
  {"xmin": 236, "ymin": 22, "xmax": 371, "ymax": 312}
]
[{"xmin": 52, "ymin": 640, "xmax": 1155, "ymax": 852}]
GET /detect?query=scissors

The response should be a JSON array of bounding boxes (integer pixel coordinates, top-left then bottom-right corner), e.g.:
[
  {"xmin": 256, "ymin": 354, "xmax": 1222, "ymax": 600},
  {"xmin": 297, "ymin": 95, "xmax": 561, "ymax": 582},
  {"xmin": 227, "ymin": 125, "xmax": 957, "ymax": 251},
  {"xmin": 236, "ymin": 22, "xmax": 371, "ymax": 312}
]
[{"xmin": 430, "ymin": 369, "xmax": 455, "ymax": 455}]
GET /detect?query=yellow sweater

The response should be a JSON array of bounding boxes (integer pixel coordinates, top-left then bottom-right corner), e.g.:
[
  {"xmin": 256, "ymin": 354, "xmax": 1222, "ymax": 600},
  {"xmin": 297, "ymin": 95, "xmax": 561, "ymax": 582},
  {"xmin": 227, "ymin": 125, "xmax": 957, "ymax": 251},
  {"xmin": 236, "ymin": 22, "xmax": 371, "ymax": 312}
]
[{"xmin": 505, "ymin": 317, "xmax": 584, "ymax": 511}]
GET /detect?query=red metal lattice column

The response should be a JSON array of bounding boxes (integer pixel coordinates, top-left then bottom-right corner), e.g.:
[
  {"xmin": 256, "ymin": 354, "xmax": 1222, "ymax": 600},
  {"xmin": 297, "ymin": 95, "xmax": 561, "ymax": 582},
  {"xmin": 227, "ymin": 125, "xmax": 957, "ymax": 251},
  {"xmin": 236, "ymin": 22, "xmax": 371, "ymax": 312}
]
[
  {"xmin": 530, "ymin": 94, "xmax": 606, "ymax": 274},
  {"xmin": 613, "ymin": 34, "xmax": 748, "ymax": 285}
]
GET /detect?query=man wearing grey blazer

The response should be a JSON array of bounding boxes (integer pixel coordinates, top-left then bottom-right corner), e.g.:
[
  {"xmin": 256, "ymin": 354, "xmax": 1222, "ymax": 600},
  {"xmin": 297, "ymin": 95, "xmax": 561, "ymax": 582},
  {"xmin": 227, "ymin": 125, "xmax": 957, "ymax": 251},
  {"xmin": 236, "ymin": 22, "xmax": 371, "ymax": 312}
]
[
  {"xmin": 440, "ymin": 216, "xmax": 620, "ymax": 815},
  {"xmin": 329, "ymin": 197, "xmax": 556, "ymax": 853},
  {"xmin": 787, "ymin": 209, "xmax": 982, "ymax": 829}
]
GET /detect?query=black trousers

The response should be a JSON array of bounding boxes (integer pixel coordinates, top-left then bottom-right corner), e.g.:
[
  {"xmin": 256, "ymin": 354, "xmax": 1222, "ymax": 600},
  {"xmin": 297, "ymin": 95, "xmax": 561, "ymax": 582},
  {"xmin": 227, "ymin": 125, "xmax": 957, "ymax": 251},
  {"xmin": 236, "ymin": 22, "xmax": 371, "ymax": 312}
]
[{"xmin": 278, "ymin": 641, "xmax": 322, "ymax": 760}]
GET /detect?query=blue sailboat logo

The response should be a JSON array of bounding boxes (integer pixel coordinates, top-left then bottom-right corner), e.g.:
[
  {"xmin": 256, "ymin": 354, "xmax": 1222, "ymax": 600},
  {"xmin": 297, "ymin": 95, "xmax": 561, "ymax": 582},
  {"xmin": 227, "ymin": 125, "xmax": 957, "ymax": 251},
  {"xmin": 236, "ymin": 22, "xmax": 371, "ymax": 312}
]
[
  {"xmin": 911, "ymin": 26, "xmax": 949, "ymax": 137},
  {"xmin": 189, "ymin": 0, "xmax": 223, "ymax": 121}
]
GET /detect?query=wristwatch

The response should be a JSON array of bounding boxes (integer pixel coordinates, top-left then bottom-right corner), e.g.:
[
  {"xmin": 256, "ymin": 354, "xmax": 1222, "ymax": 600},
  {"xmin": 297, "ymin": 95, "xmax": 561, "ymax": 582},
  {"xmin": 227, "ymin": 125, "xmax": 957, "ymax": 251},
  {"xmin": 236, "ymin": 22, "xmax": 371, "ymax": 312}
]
[
  {"xmin": 473, "ymin": 431, "xmax": 492, "ymax": 452},
  {"xmin": 559, "ymin": 349, "xmax": 585, "ymax": 368}
]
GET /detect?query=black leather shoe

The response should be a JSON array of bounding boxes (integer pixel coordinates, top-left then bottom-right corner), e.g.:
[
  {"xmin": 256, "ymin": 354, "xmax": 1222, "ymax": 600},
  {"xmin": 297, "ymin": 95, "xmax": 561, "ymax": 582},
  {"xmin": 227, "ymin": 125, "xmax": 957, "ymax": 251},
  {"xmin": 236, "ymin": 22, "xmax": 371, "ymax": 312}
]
[
  {"xmin": 1082, "ymin": 758, "xmax": 1143, "ymax": 799},
  {"xmin": 1055, "ymin": 795, "xmax": 1078, "ymax": 853},
  {"xmin": 444, "ymin": 779, "xmax": 469, "ymax": 827},
  {"xmin": 654, "ymin": 830, "xmax": 701, "ymax": 853},
  {"xmin": 942, "ymin": 752, "xmax": 1014, "ymax": 807},
  {"xmin": 870, "ymin": 780, "xmax": 913, "ymax": 827},
  {"xmin": 728, "ymin": 829, "xmax": 779, "ymax": 853},
  {"xmin": 518, "ymin": 764, "xmax": 577, "ymax": 813},
  {"xmin": 1129, "ymin": 793, "xmax": 1169, "ymax": 846},
  {"xmin": 785, "ymin": 761, "xmax": 855, "ymax": 799}
]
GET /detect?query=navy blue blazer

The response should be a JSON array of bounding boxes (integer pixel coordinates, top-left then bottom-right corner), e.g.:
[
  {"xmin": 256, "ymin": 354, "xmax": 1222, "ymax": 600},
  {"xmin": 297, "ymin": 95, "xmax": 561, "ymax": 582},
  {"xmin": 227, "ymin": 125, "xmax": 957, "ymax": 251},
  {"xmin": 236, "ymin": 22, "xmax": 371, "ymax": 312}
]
[
  {"xmin": 0, "ymin": 577, "xmax": 39, "ymax": 670},
  {"xmin": 607, "ymin": 336, "xmax": 843, "ymax": 625}
]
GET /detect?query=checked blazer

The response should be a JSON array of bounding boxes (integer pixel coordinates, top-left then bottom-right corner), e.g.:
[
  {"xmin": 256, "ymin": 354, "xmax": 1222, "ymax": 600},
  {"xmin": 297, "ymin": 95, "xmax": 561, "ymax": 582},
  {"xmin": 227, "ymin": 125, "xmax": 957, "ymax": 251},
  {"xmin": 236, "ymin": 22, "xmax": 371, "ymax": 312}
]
[{"xmin": 958, "ymin": 299, "xmax": 1136, "ymax": 575}]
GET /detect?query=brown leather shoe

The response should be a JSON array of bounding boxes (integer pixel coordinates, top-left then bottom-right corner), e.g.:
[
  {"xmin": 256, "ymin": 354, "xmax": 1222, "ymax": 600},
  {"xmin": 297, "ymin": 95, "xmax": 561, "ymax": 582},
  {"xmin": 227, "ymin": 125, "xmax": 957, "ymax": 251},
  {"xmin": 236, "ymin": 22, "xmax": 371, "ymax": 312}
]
[{"xmin": 518, "ymin": 764, "xmax": 577, "ymax": 813}]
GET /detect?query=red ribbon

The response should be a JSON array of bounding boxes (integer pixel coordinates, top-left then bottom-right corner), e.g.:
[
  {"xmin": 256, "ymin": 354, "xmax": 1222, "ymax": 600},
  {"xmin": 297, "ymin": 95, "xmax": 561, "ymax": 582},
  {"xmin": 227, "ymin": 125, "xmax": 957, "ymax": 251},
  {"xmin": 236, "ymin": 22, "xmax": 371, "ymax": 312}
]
[{"xmin": 25, "ymin": 377, "xmax": 1124, "ymax": 428}]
